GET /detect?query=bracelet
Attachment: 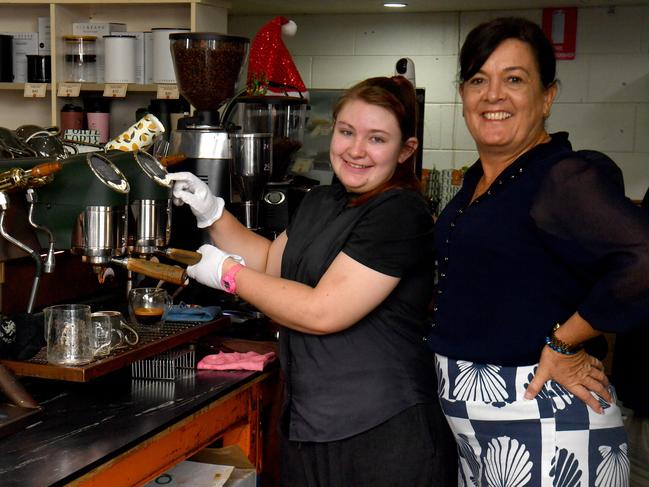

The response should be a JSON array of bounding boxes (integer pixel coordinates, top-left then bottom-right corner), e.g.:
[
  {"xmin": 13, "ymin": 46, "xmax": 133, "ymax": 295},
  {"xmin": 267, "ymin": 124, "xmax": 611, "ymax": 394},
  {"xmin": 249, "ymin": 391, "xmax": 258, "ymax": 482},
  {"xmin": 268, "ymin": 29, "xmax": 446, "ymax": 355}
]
[
  {"xmin": 221, "ymin": 263, "xmax": 245, "ymax": 295},
  {"xmin": 544, "ymin": 323, "xmax": 582, "ymax": 355}
]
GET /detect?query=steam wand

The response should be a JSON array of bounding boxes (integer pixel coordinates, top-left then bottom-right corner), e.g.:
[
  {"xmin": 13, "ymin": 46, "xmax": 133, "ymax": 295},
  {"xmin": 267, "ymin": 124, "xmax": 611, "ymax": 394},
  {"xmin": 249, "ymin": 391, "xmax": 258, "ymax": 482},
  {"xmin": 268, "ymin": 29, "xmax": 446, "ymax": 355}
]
[
  {"xmin": 26, "ymin": 189, "xmax": 55, "ymax": 273},
  {"xmin": 0, "ymin": 191, "xmax": 42, "ymax": 314},
  {"xmin": 0, "ymin": 162, "xmax": 63, "ymax": 312}
]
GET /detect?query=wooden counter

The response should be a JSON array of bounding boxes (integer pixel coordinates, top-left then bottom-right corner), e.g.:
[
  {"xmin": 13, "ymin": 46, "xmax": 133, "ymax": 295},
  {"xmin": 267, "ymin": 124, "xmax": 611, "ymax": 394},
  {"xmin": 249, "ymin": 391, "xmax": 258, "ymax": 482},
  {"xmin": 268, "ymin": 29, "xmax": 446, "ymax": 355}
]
[{"xmin": 0, "ymin": 365, "xmax": 280, "ymax": 487}]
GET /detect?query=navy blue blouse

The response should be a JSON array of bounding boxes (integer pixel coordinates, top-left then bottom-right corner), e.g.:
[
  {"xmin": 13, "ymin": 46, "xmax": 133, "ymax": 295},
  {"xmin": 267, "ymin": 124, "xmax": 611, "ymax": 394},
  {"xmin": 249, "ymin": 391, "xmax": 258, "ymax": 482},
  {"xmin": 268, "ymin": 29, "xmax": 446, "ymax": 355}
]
[{"xmin": 427, "ymin": 132, "xmax": 649, "ymax": 366}]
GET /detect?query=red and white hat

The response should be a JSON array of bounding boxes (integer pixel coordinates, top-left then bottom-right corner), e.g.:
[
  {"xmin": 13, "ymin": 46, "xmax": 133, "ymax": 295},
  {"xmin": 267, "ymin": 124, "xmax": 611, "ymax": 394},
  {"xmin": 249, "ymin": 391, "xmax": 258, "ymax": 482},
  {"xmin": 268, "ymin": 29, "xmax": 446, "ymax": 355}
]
[{"xmin": 247, "ymin": 16, "xmax": 307, "ymax": 96}]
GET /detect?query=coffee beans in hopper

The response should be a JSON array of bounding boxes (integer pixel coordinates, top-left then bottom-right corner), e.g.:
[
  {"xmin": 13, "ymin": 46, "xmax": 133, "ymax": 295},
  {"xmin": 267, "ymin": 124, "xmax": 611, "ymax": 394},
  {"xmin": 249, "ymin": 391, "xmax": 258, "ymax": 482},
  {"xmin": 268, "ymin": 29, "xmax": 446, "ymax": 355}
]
[{"xmin": 172, "ymin": 39, "xmax": 247, "ymax": 112}]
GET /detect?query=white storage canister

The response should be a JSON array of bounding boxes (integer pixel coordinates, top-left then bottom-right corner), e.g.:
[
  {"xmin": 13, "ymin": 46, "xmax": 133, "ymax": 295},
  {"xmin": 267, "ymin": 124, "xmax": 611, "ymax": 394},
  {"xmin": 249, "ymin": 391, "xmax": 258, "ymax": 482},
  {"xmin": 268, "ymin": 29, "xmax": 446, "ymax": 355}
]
[
  {"xmin": 104, "ymin": 34, "xmax": 137, "ymax": 84},
  {"xmin": 152, "ymin": 27, "xmax": 189, "ymax": 84}
]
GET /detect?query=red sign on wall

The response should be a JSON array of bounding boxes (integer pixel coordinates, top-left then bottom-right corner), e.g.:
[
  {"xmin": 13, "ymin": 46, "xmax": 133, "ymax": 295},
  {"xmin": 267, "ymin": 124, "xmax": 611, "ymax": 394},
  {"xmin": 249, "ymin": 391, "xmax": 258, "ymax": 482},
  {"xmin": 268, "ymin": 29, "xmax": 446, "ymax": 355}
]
[{"xmin": 542, "ymin": 7, "xmax": 578, "ymax": 60}]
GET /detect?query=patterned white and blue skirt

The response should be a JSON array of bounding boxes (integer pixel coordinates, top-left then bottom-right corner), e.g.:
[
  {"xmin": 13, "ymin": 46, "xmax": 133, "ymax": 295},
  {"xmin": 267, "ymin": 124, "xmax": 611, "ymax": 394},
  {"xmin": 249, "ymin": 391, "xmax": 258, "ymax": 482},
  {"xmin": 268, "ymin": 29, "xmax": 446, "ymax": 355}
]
[{"xmin": 435, "ymin": 354, "xmax": 629, "ymax": 487}]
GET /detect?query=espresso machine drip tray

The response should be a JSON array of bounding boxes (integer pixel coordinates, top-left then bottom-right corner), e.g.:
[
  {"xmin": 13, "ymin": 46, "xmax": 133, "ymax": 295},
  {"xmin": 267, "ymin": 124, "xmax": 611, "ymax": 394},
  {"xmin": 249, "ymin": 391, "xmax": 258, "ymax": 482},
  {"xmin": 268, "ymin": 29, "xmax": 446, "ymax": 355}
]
[{"xmin": 0, "ymin": 318, "xmax": 229, "ymax": 382}]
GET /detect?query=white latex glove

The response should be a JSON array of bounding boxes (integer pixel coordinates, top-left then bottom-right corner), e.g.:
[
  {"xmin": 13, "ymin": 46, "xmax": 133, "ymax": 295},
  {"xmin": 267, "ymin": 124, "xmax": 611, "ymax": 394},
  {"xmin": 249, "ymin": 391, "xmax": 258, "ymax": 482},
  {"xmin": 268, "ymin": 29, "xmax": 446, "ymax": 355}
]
[
  {"xmin": 165, "ymin": 172, "xmax": 225, "ymax": 228},
  {"xmin": 186, "ymin": 244, "xmax": 245, "ymax": 291}
]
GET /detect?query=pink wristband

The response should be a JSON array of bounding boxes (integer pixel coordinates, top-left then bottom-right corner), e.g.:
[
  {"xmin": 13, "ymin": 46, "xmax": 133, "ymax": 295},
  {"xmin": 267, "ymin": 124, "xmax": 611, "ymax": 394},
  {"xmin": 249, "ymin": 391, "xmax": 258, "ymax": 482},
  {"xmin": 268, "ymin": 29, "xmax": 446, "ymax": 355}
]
[{"xmin": 221, "ymin": 263, "xmax": 245, "ymax": 294}]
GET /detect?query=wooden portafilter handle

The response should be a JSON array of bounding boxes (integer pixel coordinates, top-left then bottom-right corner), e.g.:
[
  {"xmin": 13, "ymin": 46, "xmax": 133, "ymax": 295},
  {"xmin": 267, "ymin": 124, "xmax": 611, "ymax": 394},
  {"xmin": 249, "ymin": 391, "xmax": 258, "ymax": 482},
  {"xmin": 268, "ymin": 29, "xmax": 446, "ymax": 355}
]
[
  {"xmin": 111, "ymin": 258, "xmax": 187, "ymax": 286},
  {"xmin": 28, "ymin": 161, "xmax": 63, "ymax": 178},
  {"xmin": 159, "ymin": 153, "xmax": 186, "ymax": 167},
  {"xmin": 160, "ymin": 248, "xmax": 202, "ymax": 266}
]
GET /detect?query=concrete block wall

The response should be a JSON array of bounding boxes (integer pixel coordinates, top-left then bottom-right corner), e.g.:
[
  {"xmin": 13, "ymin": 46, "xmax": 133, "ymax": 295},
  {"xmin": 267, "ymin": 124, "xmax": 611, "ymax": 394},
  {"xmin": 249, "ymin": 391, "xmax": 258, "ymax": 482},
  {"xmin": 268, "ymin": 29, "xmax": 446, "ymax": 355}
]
[{"xmin": 229, "ymin": 6, "xmax": 649, "ymax": 199}]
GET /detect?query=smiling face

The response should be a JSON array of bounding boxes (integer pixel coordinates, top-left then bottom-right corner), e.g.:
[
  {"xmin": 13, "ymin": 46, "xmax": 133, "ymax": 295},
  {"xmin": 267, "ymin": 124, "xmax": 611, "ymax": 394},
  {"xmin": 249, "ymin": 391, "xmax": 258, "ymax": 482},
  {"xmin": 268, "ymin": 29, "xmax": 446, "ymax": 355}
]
[
  {"xmin": 330, "ymin": 99, "xmax": 416, "ymax": 194},
  {"xmin": 460, "ymin": 38, "xmax": 557, "ymax": 162}
]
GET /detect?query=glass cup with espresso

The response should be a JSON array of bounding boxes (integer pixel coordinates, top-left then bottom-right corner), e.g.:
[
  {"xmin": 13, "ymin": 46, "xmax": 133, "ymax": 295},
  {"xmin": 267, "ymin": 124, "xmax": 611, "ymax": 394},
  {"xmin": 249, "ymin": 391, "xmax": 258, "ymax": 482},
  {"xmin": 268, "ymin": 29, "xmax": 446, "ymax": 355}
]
[{"xmin": 128, "ymin": 287, "xmax": 171, "ymax": 331}]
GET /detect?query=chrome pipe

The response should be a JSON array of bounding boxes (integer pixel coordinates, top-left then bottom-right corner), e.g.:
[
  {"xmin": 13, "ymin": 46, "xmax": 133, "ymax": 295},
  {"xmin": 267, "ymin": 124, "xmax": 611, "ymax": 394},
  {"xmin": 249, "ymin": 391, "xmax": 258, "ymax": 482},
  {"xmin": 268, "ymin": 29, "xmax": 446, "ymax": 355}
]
[
  {"xmin": 0, "ymin": 191, "xmax": 43, "ymax": 313},
  {"xmin": 26, "ymin": 189, "xmax": 56, "ymax": 273}
]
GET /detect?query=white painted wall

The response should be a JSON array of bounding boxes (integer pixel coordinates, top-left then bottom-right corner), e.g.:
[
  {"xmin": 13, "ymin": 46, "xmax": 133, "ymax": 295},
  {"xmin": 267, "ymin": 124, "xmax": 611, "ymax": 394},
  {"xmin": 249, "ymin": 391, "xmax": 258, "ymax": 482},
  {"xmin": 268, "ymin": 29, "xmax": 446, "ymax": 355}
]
[{"xmin": 230, "ymin": 6, "xmax": 649, "ymax": 199}]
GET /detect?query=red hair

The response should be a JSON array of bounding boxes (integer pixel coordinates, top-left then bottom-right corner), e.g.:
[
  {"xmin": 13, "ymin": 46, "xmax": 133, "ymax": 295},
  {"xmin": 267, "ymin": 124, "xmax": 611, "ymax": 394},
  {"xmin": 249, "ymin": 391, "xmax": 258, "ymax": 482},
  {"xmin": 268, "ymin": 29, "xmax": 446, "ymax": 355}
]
[{"xmin": 332, "ymin": 76, "xmax": 420, "ymax": 207}]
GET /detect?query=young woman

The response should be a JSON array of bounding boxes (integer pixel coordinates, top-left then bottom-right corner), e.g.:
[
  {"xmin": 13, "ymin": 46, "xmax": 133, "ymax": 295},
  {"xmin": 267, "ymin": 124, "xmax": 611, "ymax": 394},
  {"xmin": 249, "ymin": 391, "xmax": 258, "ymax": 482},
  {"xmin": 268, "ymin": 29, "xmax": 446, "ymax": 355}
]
[{"xmin": 167, "ymin": 76, "xmax": 457, "ymax": 487}]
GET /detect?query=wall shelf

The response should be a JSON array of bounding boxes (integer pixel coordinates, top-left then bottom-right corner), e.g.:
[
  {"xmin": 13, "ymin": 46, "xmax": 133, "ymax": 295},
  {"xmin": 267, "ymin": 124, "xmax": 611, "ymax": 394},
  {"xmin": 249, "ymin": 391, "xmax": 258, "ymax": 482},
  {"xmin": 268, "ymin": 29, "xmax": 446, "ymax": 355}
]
[
  {"xmin": 0, "ymin": 83, "xmax": 162, "ymax": 92},
  {"xmin": 0, "ymin": 82, "xmax": 50, "ymax": 91},
  {"xmin": 0, "ymin": 0, "xmax": 229, "ymax": 131}
]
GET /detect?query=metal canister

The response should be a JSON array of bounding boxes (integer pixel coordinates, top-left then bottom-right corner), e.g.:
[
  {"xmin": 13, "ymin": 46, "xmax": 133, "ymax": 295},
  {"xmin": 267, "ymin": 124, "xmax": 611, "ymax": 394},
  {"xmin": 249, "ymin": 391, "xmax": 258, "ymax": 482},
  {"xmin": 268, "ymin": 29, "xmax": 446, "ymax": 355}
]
[{"xmin": 104, "ymin": 150, "xmax": 171, "ymax": 255}]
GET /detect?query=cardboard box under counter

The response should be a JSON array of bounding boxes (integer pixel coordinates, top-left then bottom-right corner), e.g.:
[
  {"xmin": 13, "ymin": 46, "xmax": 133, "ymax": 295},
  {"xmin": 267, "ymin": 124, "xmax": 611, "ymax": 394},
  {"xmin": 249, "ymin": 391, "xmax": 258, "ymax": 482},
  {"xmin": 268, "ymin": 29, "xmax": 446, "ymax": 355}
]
[{"xmin": 143, "ymin": 445, "xmax": 256, "ymax": 487}]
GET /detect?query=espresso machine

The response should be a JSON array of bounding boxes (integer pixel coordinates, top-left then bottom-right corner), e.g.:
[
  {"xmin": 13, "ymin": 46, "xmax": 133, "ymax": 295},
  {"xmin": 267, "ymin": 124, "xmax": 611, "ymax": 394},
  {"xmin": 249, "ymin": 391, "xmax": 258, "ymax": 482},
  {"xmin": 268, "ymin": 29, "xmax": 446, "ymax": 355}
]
[
  {"xmin": 29, "ymin": 152, "xmax": 129, "ymax": 265},
  {"xmin": 0, "ymin": 151, "xmax": 183, "ymax": 437},
  {"xmin": 27, "ymin": 151, "xmax": 185, "ymax": 286},
  {"xmin": 167, "ymin": 32, "xmax": 249, "ymax": 248}
]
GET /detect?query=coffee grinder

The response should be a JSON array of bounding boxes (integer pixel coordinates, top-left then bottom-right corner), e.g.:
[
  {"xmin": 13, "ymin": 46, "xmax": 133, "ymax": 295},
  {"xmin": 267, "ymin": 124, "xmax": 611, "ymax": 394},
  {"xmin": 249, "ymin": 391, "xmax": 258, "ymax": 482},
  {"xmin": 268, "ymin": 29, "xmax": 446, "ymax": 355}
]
[
  {"xmin": 229, "ymin": 132, "xmax": 272, "ymax": 230},
  {"xmin": 224, "ymin": 95, "xmax": 310, "ymax": 236},
  {"xmin": 167, "ymin": 32, "xmax": 249, "ymax": 249}
]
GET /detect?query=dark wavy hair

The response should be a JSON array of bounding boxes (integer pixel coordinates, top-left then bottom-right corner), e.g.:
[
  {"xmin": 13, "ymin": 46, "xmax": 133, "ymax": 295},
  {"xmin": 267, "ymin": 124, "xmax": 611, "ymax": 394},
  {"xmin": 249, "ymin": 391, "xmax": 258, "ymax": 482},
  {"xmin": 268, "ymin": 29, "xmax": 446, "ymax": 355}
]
[
  {"xmin": 332, "ymin": 76, "xmax": 420, "ymax": 207},
  {"xmin": 459, "ymin": 17, "xmax": 557, "ymax": 89}
]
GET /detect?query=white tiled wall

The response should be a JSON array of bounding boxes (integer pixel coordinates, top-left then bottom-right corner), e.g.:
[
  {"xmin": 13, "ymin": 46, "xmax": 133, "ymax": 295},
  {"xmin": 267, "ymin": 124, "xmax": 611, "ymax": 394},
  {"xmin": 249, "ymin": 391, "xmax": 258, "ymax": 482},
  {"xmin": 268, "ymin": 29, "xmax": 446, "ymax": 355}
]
[{"xmin": 230, "ymin": 6, "xmax": 649, "ymax": 199}]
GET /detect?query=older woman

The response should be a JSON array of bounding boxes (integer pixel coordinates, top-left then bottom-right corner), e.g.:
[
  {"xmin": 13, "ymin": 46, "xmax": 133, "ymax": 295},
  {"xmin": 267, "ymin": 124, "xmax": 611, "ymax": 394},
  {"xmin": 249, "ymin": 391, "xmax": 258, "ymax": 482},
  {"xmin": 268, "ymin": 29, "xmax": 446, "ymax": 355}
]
[{"xmin": 427, "ymin": 17, "xmax": 649, "ymax": 486}]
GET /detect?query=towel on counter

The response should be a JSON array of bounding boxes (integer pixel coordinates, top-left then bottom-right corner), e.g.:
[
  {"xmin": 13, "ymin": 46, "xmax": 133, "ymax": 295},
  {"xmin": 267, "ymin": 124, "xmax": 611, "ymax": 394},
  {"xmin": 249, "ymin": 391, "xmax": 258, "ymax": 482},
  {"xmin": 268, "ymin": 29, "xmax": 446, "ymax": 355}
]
[
  {"xmin": 197, "ymin": 351, "xmax": 277, "ymax": 371},
  {"xmin": 165, "ymin": 305, "xmax": 221, "ymax": 323}
]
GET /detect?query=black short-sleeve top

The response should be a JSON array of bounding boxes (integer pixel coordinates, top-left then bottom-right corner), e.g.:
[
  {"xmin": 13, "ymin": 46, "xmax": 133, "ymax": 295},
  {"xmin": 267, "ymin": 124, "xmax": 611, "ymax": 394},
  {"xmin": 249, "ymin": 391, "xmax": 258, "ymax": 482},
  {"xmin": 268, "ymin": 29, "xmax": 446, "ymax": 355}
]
[
  {"xmin": 427, "ymin": 132, "xmax": 649, "ymax": 366},
  {"xmin": 281, "ymin": 183, "xmax": 437, "ymax": 442}
]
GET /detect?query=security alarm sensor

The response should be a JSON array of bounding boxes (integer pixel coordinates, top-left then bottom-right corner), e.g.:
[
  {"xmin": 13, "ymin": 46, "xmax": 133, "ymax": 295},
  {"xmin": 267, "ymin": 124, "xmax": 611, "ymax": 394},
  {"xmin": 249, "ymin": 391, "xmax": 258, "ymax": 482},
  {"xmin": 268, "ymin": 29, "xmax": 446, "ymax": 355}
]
[{"xmin": 395, "ymin": 57, "xmax": 415, "ymax": 86}]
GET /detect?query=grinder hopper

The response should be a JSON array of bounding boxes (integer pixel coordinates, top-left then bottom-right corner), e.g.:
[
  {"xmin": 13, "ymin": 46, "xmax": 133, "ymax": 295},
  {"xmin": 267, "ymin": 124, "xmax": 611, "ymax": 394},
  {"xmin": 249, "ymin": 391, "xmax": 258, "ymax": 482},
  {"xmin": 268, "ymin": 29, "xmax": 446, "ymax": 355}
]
[
  {"xmin": 169, "ymin": 32, "xmax": 249, "ymax": 128},
  {"xmin": 167, "ymin": 32, "xmax": 250, "ymax": 198}
]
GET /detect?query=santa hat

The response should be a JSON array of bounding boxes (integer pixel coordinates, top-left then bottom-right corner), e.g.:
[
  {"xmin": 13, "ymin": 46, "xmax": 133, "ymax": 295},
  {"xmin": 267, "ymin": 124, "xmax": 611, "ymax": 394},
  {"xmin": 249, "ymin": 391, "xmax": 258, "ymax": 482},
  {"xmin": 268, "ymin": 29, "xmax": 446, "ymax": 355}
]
[{"xmin": 247, "ymin": 16, "xmax": 307, "ymax": 96}]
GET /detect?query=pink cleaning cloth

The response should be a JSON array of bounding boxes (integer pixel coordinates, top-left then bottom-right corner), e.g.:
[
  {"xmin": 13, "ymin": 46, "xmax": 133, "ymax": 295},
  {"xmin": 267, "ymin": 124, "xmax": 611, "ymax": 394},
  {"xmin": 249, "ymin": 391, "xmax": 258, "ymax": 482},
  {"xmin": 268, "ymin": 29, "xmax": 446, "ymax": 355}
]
[{"xmin": 197, "ymin": 351, "xmax": 277, "ymax": 371}]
